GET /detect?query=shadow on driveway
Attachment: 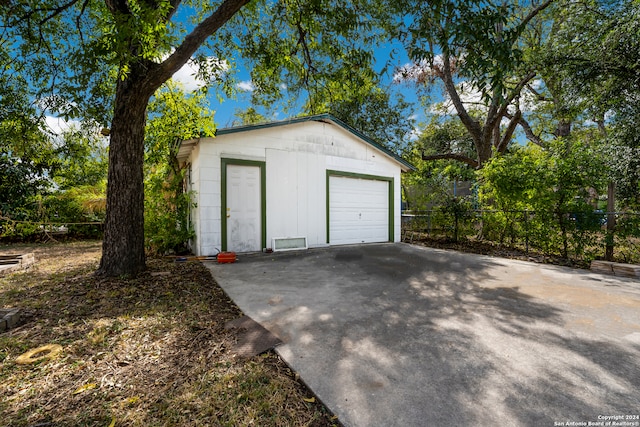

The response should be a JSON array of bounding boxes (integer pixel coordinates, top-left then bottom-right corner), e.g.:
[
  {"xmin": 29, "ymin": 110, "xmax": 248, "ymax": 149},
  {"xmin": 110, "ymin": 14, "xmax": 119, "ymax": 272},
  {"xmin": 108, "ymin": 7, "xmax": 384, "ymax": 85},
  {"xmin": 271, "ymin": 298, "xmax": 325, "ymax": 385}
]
[{"xmin": 206, "ymin": 243, "xmax": 640, "ymax": 427}]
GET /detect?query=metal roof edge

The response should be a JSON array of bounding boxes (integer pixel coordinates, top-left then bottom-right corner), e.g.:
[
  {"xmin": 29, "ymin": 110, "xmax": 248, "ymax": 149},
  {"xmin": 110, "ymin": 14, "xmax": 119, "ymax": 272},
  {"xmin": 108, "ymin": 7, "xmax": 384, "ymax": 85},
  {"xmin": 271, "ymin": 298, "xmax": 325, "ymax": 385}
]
[
  {"xmin": 215, "ymin": 114, "xmax": 416, "ymax": 171},
  {"xmin": 215, "ymin": 114, "xmax": 328, "ymax": 136}
]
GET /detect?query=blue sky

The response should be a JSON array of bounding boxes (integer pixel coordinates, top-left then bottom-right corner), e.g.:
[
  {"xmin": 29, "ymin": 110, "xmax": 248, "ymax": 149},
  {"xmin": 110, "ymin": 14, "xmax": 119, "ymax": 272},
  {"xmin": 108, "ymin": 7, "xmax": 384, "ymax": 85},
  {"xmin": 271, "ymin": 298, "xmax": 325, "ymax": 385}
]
[
  {"xmin": 46, "ymin": 43, "xmax": 429, "ymax": 136},
  {"xmin": 169, "ymin": 39, "xmax": 430, "ymax": 130},
  {"xmin": 41, "ymin": 7, "xmax": 475, "ymax": 142},
  {"xmin": 39, "ymin": 2, "xmax": 447, "ymax": 140}
]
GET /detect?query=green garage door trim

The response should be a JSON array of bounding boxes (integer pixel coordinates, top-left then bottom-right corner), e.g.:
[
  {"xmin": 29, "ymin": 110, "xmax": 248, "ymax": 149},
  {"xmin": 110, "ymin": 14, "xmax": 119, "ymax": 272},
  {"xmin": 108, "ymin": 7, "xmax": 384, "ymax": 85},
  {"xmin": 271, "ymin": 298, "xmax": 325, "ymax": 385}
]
[
  {"xmin": 221, "ymin": 158, "xmax": 267, "ymax": 252},
  {"xmin": 326, "ymin": 170, "xmax": 394, "ymax": 244}
]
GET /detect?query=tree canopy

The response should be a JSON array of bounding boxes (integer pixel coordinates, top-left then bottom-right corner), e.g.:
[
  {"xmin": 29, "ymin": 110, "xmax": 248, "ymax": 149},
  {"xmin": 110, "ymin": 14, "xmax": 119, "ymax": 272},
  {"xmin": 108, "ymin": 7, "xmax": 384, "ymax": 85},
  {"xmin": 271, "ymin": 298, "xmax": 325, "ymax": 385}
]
[
  {"xmin": 2, "ymin": 0, "xmax": 638, "ymax": 273},
  {"xmin": 393, "ymin": 0, "xmax": 554, "ymax": 167},
  {"xmin": 3, "ymin": 0, "xmax": 397, "ymax": 276}
]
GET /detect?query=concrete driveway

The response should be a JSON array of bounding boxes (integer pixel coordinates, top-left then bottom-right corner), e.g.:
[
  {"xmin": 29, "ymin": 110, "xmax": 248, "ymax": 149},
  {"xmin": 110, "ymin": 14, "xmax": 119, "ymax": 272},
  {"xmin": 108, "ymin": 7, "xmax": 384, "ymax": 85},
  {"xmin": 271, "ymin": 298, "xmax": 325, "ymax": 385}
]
[{"xmin": 205, "ymin": 243, "xmax": 640, "ymax": 427}]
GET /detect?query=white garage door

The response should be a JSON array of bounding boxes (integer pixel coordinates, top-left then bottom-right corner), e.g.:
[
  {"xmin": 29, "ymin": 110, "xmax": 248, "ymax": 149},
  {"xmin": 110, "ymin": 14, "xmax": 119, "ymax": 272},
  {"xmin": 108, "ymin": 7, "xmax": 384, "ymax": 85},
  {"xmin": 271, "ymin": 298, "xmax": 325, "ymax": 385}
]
[{"xmin": 329, "ymin": 175, "xmax": 390, "ymax": 245}]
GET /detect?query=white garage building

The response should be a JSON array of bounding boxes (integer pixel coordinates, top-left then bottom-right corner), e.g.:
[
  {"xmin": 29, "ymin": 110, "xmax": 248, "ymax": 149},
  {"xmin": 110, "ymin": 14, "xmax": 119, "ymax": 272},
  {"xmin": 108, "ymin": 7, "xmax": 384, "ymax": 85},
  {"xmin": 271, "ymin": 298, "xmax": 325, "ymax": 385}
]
[{"xmin": 177, "ymin": 114, "xmax": 414, "ymax": 256}]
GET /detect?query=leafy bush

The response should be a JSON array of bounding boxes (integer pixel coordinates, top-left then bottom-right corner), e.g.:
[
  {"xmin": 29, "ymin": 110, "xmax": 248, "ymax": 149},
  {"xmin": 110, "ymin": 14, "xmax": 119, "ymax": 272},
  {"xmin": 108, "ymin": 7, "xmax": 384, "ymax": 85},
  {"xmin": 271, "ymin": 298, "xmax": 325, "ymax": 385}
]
[
  {"xmin": 435, "ymin": 196, "xmax": 474, "ymax": 242},
  {"xmin": 0, "ymin": 220, "xmax": 42, "ymax": 241},
  {"xmin": 477, "ymin": 139, "xmax": 607, "ymax": 259},
  {"xmin": 144, "ymin": 169, "xmax": 194, "ymax": 255},
  {"xmin": 143, "ymin": 84, "xmax": 215, "ymax": 255},
  {"xmin": 0, "ymin": 184, "xmax": 106, "ymax": 241}
]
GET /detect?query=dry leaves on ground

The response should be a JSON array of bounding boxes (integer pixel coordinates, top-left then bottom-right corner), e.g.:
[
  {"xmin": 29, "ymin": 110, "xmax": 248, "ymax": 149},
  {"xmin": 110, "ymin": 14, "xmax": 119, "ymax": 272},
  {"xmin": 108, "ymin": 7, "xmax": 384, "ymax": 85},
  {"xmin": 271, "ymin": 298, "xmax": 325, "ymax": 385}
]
[{"xmin": 0, "ymin": 241, "xmax": 337, "ymax": 427}]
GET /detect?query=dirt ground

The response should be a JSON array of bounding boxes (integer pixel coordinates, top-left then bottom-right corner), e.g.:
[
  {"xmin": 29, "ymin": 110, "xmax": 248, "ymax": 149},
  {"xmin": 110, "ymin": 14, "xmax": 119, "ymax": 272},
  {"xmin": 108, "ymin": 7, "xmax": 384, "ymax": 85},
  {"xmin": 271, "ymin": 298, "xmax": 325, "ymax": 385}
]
[
  {"xmin": 406, "ymin": 235, "xmax": 594, "ymax": 268},
  {"xmin": 0, "ymin": 241, "xmax": 337, "ymax": 426}
]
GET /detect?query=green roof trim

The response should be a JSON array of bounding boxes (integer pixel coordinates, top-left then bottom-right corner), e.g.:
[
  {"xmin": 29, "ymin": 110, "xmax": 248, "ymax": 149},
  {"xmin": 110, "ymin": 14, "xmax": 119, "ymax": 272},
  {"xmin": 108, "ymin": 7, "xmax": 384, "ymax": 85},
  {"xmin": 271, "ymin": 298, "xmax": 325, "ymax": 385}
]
[{"xmin": 216, "ymin": 113, "xmax": 416, "ymax": 171}]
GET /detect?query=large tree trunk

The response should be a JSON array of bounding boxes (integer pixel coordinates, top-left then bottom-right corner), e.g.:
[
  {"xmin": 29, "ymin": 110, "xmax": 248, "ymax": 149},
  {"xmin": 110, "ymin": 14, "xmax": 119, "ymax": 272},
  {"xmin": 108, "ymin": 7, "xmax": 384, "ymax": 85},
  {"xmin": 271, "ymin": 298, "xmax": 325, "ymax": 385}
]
[
  {"xmin": 476, "ymin": 140, "xmax": 493, "ymax": 168},
  {"xmin": 97, "ymin": 76, "xmax": 152, "ymax": 277},
  {"xmin": 93, "ymin": 0, "xmax": 258, "ymax": 277}
]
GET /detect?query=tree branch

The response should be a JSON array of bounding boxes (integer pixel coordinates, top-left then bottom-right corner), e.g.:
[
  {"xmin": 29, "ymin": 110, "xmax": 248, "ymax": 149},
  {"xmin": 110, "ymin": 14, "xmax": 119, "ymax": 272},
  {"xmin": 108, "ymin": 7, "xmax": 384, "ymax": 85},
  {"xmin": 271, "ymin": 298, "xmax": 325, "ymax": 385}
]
[
  {"xmin": 75, "ymin": 0, "xmax": 90, "ymax": 43},
  {"xmin": 526, "ymin": 83, "xmax": 552, "ymax": 102},
  {"xmin": 484, "ymin": 90, "xmax": 501, "ymax": 145},
  {"xmin": 497, "ymin": 109, "xmax": 521, "ymax": 153},
  {"xmin": 105, "ymin": 0, "xmax": 129, "ymax": 15},
  {"xmin": 514, "ymin": 115, "xmax": 545, "ymax": 147},
  {"xmin": 440, "ymin": 51, "xmax": 483, "ymax": 144},
  {"xmin": 150, "ymin": 0, "xmax": 250, "ymax": 90},
  {"xmin": 515, "ymin": 0, "xmax": 554, "ymax": 38},
  {"xmin": 19, "ymin": 0, "xmax": 80, "ymax": 26},
  {"xmin": 496, "ymin": 71, "xmax": 536, "ymax": 121},
  {"xmin": 596, "ymin": 118, "xmax": 607, "ymax": 137},
  {"xmin": 421, "ymin": 152, "xmax": 479, "ymax": 168}
]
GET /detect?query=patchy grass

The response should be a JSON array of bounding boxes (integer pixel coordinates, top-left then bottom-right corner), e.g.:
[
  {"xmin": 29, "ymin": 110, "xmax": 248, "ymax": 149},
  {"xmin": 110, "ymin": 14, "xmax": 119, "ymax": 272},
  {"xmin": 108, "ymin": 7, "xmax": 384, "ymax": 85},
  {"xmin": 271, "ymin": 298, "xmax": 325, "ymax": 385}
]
[{"xmin": 0, "ymin": 241, "xmax": 337, "ymax": 426}]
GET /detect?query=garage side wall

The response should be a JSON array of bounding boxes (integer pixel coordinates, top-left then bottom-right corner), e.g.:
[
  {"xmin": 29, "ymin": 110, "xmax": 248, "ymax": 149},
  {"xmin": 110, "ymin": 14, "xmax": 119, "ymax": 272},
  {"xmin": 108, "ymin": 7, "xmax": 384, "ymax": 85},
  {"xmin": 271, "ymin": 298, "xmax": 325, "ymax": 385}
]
[{"xmin": 189, "ymin": 121, "xmax": 403, "ymax": 256}]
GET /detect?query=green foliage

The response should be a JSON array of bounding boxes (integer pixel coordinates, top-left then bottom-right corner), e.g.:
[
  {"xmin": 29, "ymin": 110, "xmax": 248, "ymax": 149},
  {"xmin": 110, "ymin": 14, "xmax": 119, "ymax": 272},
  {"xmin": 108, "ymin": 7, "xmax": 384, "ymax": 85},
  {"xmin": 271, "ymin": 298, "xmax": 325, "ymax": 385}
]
[
  {"xmin": 0, "ymin": 184, "xmax": 106, "ymax": 241},
  {"xmin": 144, "ymin": 84, "xmax": 215, "ymax": 254},
  {"xmin": 1, "ymin": 116, "xmax": 108, "ymax": 240},
  {"xmin": 234, "ymin": 0, "xmax": 392, "ymax": 115},
  {"xmin": 402, "ymin": 144, "xmax": 450, "ymax": 211},
  {"xmin": 0, "ymin": 69, "xmax": 42, "ymax": 145},
  {"xmin": 304, "ymin": 82, "xmax": 415, "ymax": 154},
  {"xmin": 0, "ymin": 151, "xmax": 50, "ymax": 221},
  {"xmin": 232, "ymin": 107, "xmax": 268, "ymax": 126},
  {"xmin": 0, "ymin": 221, "xmax": 42, "ymax": 241},
  {"xmin": 403, "ymin": 118, "xmax": 476, "ymax": 210},
  {"xmin": 540, "ymin": 0, "xmax": 640, "ymax": 205},
  {"xmin": 144, "ymin": 170, "xmax": 195, "ymax": 255},
  {"xmin": 435, "ymin": 196, "xmax": 474, "ymax": 242},
  {"xmin": 397, "ymin": 0, "xmax": 543, "ymax": 102},
  {"xmin": 51, "ymin": 125, "xmax": 109, "ymax": 190},
  {"xmin": 546, "ymin": 0, "xmax": 639, "ymax": 117},
  {"xmin": 393, "ymin": 0, "xmax": 555, "ymax": 168},
  {"xmin": 146, "ymin": 83, "xmax": 216, "ymax": 165},
  {"xmin": 44, "ymin": 184, "xmax": 106, "ymax": 222},
  {"xmin": 419, "ymin": 118, "xmax": 477, "ymax": 181},
  {"xmin": 478, "ymin": 138, "xmax": 607, "ymax": 259},
  {"xmin": 606, "ymin": 140, "xmax": 640, "ymax": 208}
]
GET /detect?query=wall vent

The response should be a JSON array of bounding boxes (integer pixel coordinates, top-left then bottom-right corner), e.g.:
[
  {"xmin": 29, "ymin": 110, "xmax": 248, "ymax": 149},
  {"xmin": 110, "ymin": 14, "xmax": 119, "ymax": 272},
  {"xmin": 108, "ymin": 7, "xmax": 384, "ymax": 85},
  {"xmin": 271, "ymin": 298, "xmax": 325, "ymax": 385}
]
[{"xmin": 272, "ymin": 237, "xmax": 308, "ymax": 252}]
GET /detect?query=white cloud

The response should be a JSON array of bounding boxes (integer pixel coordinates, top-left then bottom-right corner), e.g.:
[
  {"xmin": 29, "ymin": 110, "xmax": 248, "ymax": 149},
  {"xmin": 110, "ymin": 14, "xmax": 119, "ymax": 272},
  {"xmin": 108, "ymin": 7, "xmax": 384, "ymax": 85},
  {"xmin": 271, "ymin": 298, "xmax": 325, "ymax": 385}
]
[
  {"xmin": 429, "ymin": 83, "xmax": 485, "ymax": 116},
  {"xmin": 520, "ymin": 78, "xmax": 546, "ymax": 113},
  {"xmin": 236, "ymin": 80, "xmax": 256, "ymax": 92},
  {"xmin": 171, "ymin": 62, "xmax": 205, "ymax": 92},
  {"xmin": 408, "ymin": 126, "xmax": 421, "ymax": 141},
  {"xmin": 169, "ymin": 56, "xmax": 229, "ymax": 92},
  {"xmin": 36, "ymin": 95, "xmax": 79, "ymax": 119},
  {"xmin": 45, "ymin": 115, "xmax": 79, "ymax": 136},
  {"xmin": 44, "ymin": 116, "xmax": 104, "ymax": 149}
]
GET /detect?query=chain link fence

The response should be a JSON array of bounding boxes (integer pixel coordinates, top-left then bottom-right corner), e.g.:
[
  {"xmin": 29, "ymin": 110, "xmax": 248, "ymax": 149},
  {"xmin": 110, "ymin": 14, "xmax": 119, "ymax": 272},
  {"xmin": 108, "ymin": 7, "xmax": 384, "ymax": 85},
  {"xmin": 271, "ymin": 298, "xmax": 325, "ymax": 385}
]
[
  {"xmin": 0, "ymin": 216, "xmax": 104, "ymax": 241},
  {"xmin": 402, "ymin": 209, "xmax": 640, "ymax": 264}
]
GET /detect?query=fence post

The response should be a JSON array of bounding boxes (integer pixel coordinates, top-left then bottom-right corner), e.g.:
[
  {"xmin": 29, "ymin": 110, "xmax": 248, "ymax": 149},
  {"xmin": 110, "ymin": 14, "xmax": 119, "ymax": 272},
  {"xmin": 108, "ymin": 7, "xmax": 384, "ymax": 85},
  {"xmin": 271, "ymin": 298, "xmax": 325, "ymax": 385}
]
[
  {"xmin": 454, "ymin": 209, "xmax": 459, "ymax": 242},
  {"xmin": 523, "ymin": 209, "xmax": 529, "ymax": 256},
  {"xmin": 605, "ymin": 182, "xmax": 616, "ymax": 261}
]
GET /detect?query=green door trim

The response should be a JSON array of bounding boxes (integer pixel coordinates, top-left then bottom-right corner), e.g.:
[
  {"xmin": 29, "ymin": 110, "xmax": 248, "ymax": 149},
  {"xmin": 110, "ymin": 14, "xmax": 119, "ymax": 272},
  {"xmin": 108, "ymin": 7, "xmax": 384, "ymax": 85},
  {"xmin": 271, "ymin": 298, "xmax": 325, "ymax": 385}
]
[
  {"xmin": 221, "ymin": 158, "xmax": 267, "ymax": 252},
  {"xmin": 326, "ymin": 170, "xmax": 394, "ymax": 244}
]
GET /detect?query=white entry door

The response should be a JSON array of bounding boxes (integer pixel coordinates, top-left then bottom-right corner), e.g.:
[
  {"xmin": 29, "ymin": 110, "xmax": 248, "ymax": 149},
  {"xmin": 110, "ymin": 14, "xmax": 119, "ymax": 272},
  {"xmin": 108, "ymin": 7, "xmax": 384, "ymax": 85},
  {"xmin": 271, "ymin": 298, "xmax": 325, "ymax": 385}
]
[
  {"xmin": 329, "ymin": 175, "xmax": 389, "ymax": 245},
  {"xmin": 226, "ymin": 164, "xmax": 262, "ymax": 252}
]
